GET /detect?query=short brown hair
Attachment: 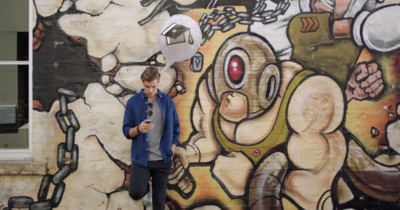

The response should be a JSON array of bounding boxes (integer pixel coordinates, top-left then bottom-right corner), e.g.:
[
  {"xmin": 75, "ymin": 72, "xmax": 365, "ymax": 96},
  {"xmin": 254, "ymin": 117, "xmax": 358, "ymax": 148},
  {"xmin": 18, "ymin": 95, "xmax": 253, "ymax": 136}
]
[{"xmin": 141, "ymin": 66, "xmax": 161, "ymax": 82}]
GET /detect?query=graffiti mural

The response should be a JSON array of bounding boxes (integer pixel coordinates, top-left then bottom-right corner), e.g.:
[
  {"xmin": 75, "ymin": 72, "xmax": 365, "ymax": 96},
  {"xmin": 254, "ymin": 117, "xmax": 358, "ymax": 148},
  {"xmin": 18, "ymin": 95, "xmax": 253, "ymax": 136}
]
[{"xmin": 1, "ymin": 0, "xmax": 400, "ymax": 209}]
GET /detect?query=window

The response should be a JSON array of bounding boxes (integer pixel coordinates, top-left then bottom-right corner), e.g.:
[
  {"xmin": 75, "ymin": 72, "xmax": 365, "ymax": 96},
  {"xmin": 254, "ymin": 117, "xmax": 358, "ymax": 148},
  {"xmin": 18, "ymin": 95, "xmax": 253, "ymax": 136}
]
[{"xmin": 0, "ymin": 0, "xmax": 32, "ymax": 160}]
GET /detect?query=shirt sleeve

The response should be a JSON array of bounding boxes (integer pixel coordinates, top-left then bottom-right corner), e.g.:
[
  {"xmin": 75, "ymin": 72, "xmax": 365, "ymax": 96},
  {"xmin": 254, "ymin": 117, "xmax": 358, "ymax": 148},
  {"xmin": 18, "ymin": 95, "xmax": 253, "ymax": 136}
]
[
  {"xmin": 123, "ymin": 98, "xmax": 136, "ymax": 139},
  {"xmin": 172, "ymin": 100, "xmax": 180, "ymax": 146}
]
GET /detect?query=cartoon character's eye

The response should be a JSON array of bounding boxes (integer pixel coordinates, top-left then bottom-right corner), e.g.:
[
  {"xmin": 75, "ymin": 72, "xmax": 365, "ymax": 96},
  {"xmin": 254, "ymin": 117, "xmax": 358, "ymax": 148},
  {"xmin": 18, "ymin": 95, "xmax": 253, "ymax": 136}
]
[
  {"xmin": 257, "ymin": 64, "xmax": 280, "ymax": 110},
  {"xmin": 224, "ymin": 49, "xmax": 249, "ymax": 89},
  {"xmin": 228, "ymin": 55, "xmax": 244, "ymax": 84}
]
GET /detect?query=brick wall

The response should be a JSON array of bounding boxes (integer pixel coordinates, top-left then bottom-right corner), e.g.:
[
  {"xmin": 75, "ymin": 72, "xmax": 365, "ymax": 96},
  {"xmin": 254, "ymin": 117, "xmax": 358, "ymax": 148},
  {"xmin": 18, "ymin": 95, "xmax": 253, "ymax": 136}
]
[{"xmin": 1, "ymin": 1, "xmax": 400, "ymax": 209}]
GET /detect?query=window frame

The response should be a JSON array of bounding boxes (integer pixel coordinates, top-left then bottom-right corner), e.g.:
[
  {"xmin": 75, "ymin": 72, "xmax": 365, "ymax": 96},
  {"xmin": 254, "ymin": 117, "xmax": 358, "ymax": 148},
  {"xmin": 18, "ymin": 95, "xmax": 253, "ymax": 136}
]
[{"xmin": 0, "ymin": 0, "xmax": 33, "ymax": 160}]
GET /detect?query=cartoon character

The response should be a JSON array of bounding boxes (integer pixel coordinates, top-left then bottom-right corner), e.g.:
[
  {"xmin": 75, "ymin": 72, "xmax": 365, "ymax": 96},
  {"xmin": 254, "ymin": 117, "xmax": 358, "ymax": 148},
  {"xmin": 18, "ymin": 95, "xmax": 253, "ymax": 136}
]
[
  {"xmin": 287, "ymin": 4, "xmax": 400, "ymax": 208},
  {"xmin": 169, "ymin": 33, "xmax": 346, "ymax": 209},
  {"xmin": 340, "ymin": 49, "xmax": 400, "ymax": 208}
]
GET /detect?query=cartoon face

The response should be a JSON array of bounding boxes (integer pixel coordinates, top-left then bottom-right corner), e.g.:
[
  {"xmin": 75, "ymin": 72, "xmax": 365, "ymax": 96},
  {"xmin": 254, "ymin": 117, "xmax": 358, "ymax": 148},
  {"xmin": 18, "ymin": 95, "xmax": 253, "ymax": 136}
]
[{"xmin": 212, "ymin": 33, "xmax": 281, "ymax": 120}]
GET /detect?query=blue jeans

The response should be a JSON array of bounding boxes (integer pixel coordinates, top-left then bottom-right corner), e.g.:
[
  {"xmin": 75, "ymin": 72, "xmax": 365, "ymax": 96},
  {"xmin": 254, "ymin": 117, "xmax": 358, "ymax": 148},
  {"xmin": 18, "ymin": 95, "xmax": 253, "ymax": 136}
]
[{"xmin": 129, "ymin": 160, "xmax": 171, "ymax": 210}]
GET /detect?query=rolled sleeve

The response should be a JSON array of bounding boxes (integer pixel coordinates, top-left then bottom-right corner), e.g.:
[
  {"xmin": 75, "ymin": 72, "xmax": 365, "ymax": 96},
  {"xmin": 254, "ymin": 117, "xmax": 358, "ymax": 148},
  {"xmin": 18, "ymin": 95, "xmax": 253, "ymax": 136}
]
[{"xmin": 123, "ymin": 99, "xmax": 136, "ymax": 139}]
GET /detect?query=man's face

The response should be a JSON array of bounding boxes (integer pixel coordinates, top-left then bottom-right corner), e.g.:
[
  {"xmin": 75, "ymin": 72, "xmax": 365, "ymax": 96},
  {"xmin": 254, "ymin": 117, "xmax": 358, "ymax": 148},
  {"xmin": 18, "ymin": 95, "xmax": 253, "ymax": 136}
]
[{"xmin": 143, "ymin": 79, "xmax": 160, "ymax": 99}]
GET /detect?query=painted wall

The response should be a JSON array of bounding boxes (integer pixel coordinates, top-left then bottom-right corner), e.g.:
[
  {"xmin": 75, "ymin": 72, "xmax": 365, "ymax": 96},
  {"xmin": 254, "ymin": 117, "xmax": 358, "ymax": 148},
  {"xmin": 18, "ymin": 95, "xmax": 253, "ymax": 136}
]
[{"xmin": 1, "ymin": 0, "xmax": 400, "ymax": 209}]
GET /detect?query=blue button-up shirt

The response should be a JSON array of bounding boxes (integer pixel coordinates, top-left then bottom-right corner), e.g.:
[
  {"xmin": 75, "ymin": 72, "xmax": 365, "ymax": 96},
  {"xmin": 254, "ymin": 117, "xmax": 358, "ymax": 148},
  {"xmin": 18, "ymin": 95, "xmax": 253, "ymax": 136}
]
[{"xmin": 123, "ymin": 89, "xmax": 180, "ymax": 167}]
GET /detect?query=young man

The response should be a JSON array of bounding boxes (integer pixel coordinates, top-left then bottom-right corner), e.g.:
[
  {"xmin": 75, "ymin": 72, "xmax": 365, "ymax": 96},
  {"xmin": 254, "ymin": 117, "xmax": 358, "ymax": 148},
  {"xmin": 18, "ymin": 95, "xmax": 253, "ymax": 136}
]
[{"xmin": 122, "ymin": 66, "xmax": 180, "ymax": 209}]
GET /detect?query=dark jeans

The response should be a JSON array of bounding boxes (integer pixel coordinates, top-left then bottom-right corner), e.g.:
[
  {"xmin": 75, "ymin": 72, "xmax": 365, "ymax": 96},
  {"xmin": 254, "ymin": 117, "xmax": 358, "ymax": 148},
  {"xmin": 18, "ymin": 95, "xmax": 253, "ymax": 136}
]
[{"xmin": 129, "ymin": 160, "xmax": 171, "ymax": 210}]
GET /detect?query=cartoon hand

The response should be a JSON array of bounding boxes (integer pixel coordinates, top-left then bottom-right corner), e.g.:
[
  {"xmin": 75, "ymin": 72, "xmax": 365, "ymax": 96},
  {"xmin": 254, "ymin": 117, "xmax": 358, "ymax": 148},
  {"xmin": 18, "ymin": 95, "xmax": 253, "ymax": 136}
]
[
  {"xmin": 346, "ymin": 62, "xmax": 384, "ymax": 102},
  {"xmin": 169, "ymin": 146, "xmax": 189, "ymax": 183},
  {"xmin": 168, "ymin": 146, "xmax": 195, "ymax": 197}
]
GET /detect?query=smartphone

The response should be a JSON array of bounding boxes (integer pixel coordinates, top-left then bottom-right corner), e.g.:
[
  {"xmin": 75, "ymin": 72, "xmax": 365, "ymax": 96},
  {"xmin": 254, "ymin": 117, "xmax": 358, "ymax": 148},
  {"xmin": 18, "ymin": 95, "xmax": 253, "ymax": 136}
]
[{"xmin": 144, "ymin": 119, "xmax": 152, "ymax": 124}]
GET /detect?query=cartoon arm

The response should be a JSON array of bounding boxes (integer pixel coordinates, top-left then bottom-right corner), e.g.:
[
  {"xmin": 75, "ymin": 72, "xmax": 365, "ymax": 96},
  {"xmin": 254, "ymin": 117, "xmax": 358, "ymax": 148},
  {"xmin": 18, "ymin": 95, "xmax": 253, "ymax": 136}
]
[
  {"xmin": 169, "ymin": 74, "xmax": 220, "ymax": 192},
  {"xmin": 345, "ymin": 139, "xmax": 400, "ymax": 203},
  {"xmin": 285, "ymin": 75, "xmax": 346, "ymax": 209},
  {"xmin": 175, "ymin": 74, "xmax": 220, "ymax": 163}
]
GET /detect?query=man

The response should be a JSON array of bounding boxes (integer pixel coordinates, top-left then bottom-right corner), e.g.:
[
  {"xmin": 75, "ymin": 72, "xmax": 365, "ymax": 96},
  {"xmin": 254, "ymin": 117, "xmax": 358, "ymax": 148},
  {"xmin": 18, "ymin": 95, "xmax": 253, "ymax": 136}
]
[{"xmin": 123, "ymin": 66, "xmax": 180, "ymax": 209}]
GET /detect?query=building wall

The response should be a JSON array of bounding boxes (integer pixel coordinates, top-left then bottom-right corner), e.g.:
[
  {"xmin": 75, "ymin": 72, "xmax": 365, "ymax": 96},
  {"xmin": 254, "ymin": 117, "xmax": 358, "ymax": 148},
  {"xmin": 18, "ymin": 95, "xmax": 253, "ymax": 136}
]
[{"xmin": 1, "ymin": 0, "xmax": 400, "ymax": 209}]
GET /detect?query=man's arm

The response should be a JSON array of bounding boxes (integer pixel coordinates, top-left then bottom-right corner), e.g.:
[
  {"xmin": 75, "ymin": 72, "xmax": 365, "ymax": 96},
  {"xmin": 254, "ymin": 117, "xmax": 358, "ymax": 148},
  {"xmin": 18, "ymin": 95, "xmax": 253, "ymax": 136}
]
[
  {"xmin": 128, "ymin": 124, "xmax": 142, "ymax": 138},
  {"xmin": 123, "ymin": 99, "xmax": 138, "ymax": 139}
]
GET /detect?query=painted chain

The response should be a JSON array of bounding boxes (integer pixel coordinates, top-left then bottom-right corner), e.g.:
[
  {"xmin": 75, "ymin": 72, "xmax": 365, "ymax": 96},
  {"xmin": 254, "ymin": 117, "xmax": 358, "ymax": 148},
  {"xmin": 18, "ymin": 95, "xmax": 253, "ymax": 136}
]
[
  {"xmin": 8, "ymin": 88, "xmax": 80, "ymax": 210},
  {"xmin": 199, "ymin": 0, "xmax": 290, "ymax": 45}
]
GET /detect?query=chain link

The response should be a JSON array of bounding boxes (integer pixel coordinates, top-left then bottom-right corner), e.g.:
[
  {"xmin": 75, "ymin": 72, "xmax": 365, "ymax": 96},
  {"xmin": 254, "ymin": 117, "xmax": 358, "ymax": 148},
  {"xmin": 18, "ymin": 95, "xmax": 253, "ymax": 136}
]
[
  {"xmin": 8, "ymin": 88, "xmax": 80, "ymax": 210},
  {"xmin": 199, "ymin": 0, "xmax": 290, "ymax": 45}
]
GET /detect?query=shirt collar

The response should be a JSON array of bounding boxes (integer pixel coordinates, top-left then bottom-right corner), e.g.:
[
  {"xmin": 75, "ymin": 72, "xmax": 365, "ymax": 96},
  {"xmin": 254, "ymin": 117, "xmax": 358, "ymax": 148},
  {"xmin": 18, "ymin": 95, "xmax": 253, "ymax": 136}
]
[{"xmin": 140, "ymin": 89, "xmax": 163, "ymax": 99}]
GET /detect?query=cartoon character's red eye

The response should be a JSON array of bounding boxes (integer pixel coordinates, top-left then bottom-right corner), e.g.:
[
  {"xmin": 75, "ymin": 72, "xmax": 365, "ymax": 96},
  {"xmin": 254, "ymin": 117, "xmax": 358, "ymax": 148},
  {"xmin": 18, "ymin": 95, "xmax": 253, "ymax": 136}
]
[{"xmin": 228, "ymin": 55, "xmax": 244, "ymax": 84}]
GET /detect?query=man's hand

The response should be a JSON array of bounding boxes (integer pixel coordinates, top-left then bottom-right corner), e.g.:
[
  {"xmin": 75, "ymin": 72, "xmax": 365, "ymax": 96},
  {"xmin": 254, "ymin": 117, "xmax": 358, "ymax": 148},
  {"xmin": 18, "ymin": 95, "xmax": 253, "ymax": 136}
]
[
  {"xmin": 346, "ymin": 62, "xmax": 384, "ymax": 102},
  {"xmin": 138, "ymin": 120, "xmax": 154, "ymax": 133},
  {"xmin": 171, "ymin": 143, "xmax": 176, "ymax": 157}
]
